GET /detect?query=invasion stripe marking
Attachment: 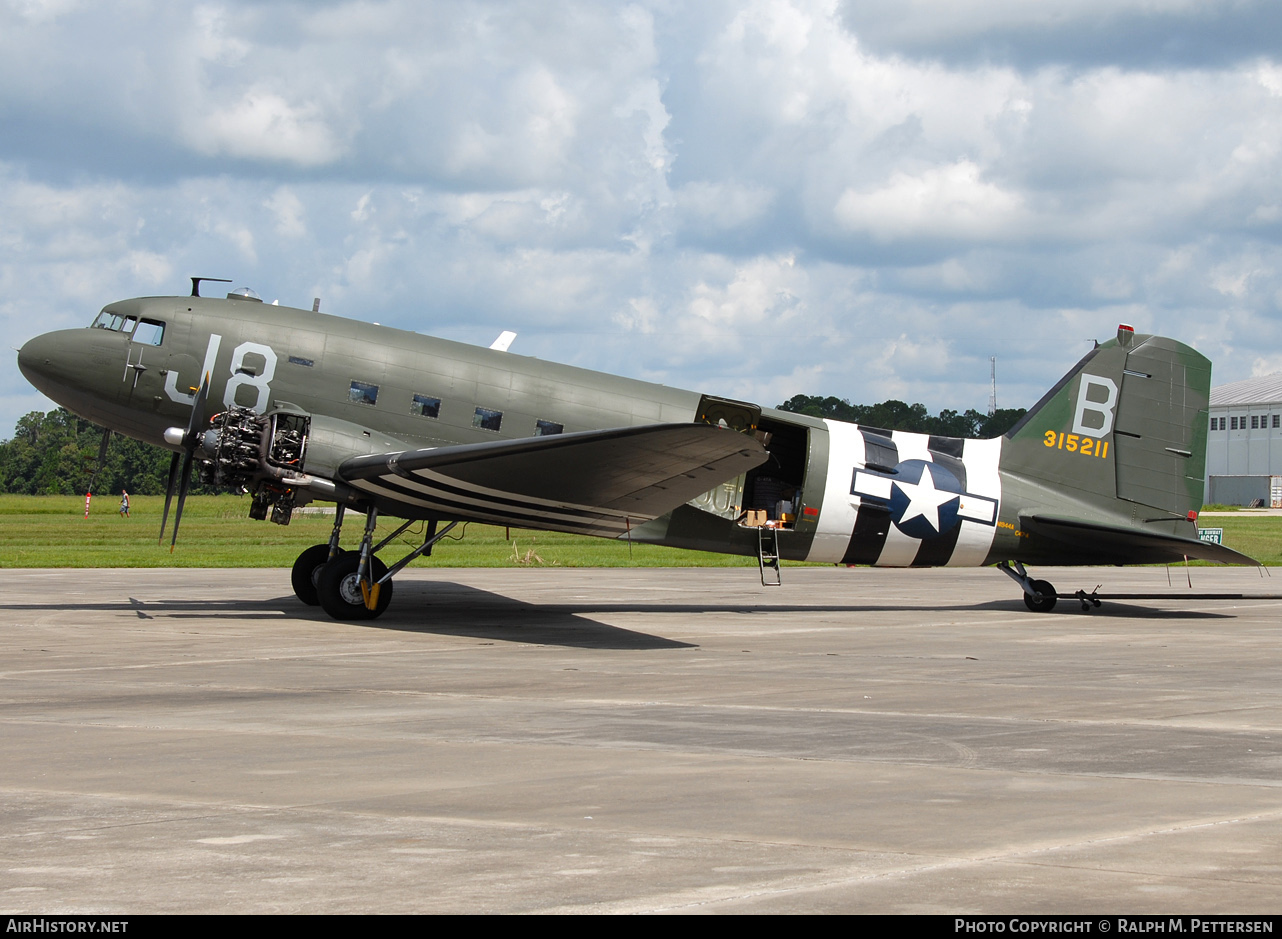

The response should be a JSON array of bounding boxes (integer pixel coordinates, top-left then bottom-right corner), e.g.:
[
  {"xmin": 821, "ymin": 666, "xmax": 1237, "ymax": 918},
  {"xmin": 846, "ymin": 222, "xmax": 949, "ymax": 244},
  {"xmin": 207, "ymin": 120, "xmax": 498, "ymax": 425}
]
[
  {"xmin": 840, "ymin": 505, "xmax": 891, "ymax": 565},
  {"xmin": 347, "ymin": 478, "xmax": 642, "ymax": 535},
  {"xmin": 947, "ymin": 436, "xmax": 1003, "ymax": 567},
  {"xmin": 353, "ymin": 480, "xmax": 621, "ymax": 530},
  {"xmin": 408, "ymin": 467, "xmax": 641, "ymax": 518},
  {"xmin": 388, "ymin": 469, "xmax": 631, "ymax": 521},
  {"xmin": 349, "ymin": 481, "xmax": 637, "ymax": 533},
  {"xmin": 805, "ymin": 420, "xmax": 866, "ymax": 563},
  {"xmin": 911, "ymin": 520, "xmax": 961, "ymax": 567}
]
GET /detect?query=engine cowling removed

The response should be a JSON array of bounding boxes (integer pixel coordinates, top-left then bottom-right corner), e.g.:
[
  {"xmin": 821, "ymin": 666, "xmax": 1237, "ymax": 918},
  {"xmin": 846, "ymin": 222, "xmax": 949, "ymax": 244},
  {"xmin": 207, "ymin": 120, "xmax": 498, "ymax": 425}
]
[{"xmin": 197, "ymin": 406, "xmax": 311, "ymax": 524}]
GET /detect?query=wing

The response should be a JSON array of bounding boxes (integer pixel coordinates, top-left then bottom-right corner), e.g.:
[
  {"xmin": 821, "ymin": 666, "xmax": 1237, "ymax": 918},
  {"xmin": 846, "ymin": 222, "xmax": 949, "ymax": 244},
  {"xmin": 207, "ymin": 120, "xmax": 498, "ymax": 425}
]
[
  {"xmin": 1020, "ymin": 514, "xmax": 1259, "ymax": 566},
  {"xmin": 337, "ymin": 423, "xmax": 767, "ymax": 536}
]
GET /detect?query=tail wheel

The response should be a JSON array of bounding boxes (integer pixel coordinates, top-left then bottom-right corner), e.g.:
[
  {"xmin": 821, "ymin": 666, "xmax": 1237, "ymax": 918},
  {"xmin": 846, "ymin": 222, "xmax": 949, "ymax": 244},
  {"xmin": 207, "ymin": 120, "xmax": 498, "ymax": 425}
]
[
  {"xmin": 1023, "ymin": 579, "xmax": 1058, "ymax": 613},
  {"xmin": 291, "ymin": 544, "xmax": 345, "ymax": 606},
  {"xmin": 317, "ymin": 553, "xmax": 393, "ymax": 621}
]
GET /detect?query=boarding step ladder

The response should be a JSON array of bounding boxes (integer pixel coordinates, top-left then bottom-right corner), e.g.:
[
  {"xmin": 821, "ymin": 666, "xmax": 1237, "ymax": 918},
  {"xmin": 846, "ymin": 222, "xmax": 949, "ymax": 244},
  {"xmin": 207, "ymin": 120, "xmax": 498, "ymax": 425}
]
[{"xmin": 758, "ymin": 527, "xmax": 782, "ymax": 587}]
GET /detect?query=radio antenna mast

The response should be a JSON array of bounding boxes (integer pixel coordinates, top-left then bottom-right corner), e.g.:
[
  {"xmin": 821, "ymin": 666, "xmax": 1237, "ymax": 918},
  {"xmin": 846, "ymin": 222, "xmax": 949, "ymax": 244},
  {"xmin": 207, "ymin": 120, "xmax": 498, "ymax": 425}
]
[{"xmin": 988, "ymin": 356, "xmax": 997, "ymax": 416}]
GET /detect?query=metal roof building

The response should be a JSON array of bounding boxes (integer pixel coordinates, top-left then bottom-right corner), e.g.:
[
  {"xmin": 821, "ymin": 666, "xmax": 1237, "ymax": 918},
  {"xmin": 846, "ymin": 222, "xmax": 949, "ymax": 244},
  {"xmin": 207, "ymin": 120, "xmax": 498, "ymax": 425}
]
[{"xmin": 1205, "ymin": 373, "xmax": 1282, "ymax": 504}]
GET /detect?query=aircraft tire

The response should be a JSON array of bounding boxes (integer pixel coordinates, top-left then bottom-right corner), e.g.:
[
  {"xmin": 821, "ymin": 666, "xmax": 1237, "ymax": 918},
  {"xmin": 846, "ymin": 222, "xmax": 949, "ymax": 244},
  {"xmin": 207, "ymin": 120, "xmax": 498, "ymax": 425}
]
[
  {"xmin": 317, "ymin": 553, "xmax": 393, "ymax": 621},
  {"xmin": 291, "ymin": 544, "xmax": 345, "ymax": 606},
  {"xmin": 1023, "ymin": 580, "xmax": 1057, "ymax": 613}
]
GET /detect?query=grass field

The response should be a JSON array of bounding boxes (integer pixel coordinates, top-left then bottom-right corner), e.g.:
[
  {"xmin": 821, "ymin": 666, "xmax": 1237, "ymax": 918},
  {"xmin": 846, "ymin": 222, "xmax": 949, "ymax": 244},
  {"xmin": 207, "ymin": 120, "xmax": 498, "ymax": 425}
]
[
  {"xmin": 0, "ymin": 494, "xmax": 1275, "ymax": 568},
  {"xmin": 0, "ymin": 494, "xmax": 760, "ymax": 569}
]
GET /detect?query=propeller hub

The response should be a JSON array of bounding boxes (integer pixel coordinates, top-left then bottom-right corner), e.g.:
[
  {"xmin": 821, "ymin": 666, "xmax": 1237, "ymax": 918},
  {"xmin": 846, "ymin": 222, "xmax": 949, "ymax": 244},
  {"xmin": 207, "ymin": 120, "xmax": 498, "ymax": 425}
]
[{"xmin": 163, "ymin": 426, "xmax": 186, "ymax": 447}]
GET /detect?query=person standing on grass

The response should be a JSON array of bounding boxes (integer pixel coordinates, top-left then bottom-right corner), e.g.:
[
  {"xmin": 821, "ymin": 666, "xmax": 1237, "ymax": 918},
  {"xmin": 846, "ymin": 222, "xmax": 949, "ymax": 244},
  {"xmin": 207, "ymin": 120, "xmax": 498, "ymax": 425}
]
[{"xmin": 119, "ymin": 489, "xmax": 130, "ymax": 518}]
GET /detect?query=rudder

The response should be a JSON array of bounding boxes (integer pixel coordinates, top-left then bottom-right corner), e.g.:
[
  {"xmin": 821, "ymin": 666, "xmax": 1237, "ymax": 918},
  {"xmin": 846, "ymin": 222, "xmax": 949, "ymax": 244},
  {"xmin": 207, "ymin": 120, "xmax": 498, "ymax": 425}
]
[{"xmin": 1111, "ymin": 335, "xmax": 1209, "ymax": 516}]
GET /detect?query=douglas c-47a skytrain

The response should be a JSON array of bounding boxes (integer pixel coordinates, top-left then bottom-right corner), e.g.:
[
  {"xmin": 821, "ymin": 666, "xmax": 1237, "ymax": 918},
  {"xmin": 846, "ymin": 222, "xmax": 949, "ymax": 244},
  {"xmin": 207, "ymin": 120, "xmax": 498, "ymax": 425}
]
[{"xmin": 17, "ymin": 279, "xmax": 1256, "ymax": 620}]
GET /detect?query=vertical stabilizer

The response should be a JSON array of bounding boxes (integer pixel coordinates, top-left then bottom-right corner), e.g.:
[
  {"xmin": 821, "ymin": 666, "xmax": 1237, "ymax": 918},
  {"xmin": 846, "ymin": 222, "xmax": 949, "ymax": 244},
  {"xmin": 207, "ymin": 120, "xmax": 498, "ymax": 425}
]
[{"xmin": 1002, "ymin": 329, "xmax": 1210, "ymax": 520}]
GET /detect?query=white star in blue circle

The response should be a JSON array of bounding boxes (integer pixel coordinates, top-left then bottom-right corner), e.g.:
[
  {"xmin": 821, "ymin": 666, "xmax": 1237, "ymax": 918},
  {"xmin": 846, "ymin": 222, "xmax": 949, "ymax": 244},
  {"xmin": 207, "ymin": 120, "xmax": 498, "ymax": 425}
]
[{"xmin": 887, "ymin": 460, "xmax": 962, "ymax": 539}]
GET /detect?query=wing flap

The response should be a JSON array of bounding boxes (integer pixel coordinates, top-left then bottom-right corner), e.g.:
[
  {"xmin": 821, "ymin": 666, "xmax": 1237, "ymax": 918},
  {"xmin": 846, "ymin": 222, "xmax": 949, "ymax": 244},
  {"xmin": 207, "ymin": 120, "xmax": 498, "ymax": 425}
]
[
  {"xmin": 1020, "ymin": 514, "xmax": 1258, "ymax": 566},
  {"xmin": 338, "ymin": 423, "xmax": 767, "ymax": 535}
]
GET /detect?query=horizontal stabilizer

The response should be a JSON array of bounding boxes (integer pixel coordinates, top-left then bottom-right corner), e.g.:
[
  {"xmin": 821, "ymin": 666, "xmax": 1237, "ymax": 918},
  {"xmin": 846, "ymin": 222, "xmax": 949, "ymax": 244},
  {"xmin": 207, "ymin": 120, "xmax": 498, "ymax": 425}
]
[
  {"xmin": 338, "ymin": 423, "xmax": 767, "ymax": 536},
  {"xmin": 1020, "ymin": 514, "xmax": 1258, "ymax": 566}
]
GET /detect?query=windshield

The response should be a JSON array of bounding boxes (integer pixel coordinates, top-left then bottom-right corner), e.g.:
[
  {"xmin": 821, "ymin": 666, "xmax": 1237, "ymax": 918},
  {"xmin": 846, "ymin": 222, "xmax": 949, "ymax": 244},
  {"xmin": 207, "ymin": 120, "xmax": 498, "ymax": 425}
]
[
  {"xmin": 90, "ymin": 311, "xmax": 165, "ymax": 345},
  {"xmin": 91, "ymin": 310, "xmax": 136, "ymax": 332}
]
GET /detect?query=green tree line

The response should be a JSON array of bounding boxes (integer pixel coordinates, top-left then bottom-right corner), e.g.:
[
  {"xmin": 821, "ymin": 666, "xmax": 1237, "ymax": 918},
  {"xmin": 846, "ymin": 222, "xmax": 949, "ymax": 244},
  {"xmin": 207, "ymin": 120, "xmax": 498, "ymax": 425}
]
[
  {"xmin": 0, "ymin": 399, "xmax": 1027, "ymax": 495},
  {"xmin": 777, "ymin": 395, "xmax": 1026, "ymax": 438},
  {"xmin": 0, "ymin": 408, "xmax": 180, "ymax": 496}
]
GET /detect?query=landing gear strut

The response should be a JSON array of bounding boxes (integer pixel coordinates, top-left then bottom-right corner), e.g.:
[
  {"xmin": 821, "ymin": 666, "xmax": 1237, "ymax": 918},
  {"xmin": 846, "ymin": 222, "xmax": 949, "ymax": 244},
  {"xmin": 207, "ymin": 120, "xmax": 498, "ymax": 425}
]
[
  {"xmin": 997, "ymin": 560, "xmax": 1058, "ymax": 613},
  {"xmin": 317, "ymin": 506, "xmax": 391, "ymax": 620},
  {"xmin": 290, "ymin": 505, "xmax": 347, "ymax": 606},
  {"xmin": 295, "ymin": 505, "xmax": 460, "ymax": 621}
]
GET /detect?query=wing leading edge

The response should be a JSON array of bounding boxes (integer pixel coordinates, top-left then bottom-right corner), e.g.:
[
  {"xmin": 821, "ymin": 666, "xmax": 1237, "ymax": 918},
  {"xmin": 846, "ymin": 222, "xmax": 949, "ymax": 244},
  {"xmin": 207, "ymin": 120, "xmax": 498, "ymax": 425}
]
[{"xmin": 337, "ymin": 423, "xmax": 768, "ymax": 536}]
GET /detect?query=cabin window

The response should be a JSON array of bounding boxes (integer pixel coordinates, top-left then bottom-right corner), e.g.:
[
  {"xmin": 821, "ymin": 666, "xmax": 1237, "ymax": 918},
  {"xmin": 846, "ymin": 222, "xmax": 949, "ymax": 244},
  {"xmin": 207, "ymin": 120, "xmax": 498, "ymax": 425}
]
[
  {"xmin": 349, "ymin": 380, "xmax": 379, "ymax": 406},
  {"xmin": 130, "ymin": 319, "xmax": 165, "ymax": 346},
  {"xmin": 412, "ymin": 394, "xmax": 441, "ymax": 419},
  {"xmin": 1231, "ymin": 417, "xmax": 1238, "ymax": 430},
  {"xmin": 534, "ymin": 419, "xmax": 563, "ymax": 436},
  {"xmin": 288, "ymin": 355, "xmax": 314, "ymax": 367},
  {"xmin": 1274, "ymin": 415, "xmax": 1280, "ymax": 429},
  {"xmin": 473, "ymin": 407, "xmax": 503, "ymax": 432}
]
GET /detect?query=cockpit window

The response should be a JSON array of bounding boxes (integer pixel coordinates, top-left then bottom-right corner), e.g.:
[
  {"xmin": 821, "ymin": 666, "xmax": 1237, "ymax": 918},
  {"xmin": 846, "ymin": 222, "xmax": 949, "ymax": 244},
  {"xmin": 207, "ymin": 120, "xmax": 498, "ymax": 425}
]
[
  {"xmin": 90, "ymin": 311, "xmax": 166, "ymax": 345},
  {"xmin": 91, "ymin": 310, "xmax": 137, "ymax": 333},
  {"xmin": 132, "ymin": 319, "xmax": 165, "ymax": 346}
]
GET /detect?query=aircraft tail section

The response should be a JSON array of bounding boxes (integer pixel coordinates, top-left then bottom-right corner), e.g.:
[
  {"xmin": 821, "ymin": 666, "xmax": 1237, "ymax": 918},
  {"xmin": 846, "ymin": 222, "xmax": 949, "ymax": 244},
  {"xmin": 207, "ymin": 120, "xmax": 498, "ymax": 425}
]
[{"xmin": 1003, "ymin": 326, "xmax": 1211, "ymax": 524}]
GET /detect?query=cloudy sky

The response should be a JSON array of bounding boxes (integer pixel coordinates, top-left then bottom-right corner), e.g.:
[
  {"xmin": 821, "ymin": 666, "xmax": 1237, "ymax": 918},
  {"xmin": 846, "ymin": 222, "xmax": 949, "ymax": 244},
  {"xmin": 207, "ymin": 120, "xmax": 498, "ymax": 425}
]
[{"xmin": 3, "ymin": 0, "xmax": 1281, "ymax": 436}]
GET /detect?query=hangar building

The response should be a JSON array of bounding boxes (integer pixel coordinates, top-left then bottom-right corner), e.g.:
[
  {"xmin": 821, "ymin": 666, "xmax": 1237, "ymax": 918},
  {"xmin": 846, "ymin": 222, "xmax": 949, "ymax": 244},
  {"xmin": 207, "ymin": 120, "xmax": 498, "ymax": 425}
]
[{"xmin": 1204, "ymin": 372, "xmax": 1282, "ymax": 506}]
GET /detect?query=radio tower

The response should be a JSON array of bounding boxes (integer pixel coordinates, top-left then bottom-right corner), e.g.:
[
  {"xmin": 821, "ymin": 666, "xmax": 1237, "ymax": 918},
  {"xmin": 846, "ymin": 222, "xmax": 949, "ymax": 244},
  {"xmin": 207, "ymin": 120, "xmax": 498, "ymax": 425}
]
[{"xmin": 988, "ymin": 356, "xmax": 997, "ymax": 416}]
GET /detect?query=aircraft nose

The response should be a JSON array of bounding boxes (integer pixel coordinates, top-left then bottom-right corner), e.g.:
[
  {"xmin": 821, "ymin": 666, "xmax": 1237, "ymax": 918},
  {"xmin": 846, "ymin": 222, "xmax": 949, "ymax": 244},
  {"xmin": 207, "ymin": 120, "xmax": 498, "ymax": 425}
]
[
  {"xmin": 18, "ymin": 329, "xmax": 80, "ymax": 402},
  {"xmin": 17, "ymin": 330, "xmax": 58, "ymax": 384},
  {"xmin": 17, "ymin": 331, "xmax": 56, "ymax": 384}
]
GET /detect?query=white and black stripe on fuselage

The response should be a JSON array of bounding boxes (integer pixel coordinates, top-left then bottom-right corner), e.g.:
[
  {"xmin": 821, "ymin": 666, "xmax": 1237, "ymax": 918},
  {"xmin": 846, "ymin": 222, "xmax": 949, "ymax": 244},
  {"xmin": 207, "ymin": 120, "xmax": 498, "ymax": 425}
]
[{"xmin": 805, "ymin": 420, "xmax": 1003, "ymax": 567}]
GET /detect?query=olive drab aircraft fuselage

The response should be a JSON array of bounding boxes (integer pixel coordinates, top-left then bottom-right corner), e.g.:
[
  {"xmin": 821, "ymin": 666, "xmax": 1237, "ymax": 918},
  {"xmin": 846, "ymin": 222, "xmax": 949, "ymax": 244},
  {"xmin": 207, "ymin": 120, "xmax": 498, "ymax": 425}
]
[{"xmin": 17, "ymin": 283, "xmax": 1256, "ymax": 620}]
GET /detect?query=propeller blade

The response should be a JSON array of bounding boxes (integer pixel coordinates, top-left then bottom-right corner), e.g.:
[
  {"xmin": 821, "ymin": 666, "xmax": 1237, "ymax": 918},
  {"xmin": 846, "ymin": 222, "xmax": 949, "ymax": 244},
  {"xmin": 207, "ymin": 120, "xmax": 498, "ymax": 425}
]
[
  {"xmin": 169, "ymin": 450, "xmax": 194, "ymax": 553},
  {"xmin": 188, "ymin": 371, "xmax": 211, "ymax": 436},
  {"xmin": 96, "ymin": 427, "xmax": 112, "ymax": 466},
  {"xmin": 158, "ymin": 451, "xmax": 180, "ymax": 545},
  {"xmin": 86, "ymin": 427, "xmax": 112, "ymax": 495},
  {"xmin": 163, "ymin": 373, "xmax": 210, "ymax": 551}
]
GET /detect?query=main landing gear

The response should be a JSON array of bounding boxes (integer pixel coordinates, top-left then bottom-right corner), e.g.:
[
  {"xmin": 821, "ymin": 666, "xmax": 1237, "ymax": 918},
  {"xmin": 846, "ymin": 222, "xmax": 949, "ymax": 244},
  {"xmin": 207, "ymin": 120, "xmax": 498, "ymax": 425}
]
[
  {"xmin": 997, "ymin": 560, "xmax": 1058, "ymax": 613},
  {"xmin": 289, "ymin": 504, "xmax": 458, "ymax": 621}
]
